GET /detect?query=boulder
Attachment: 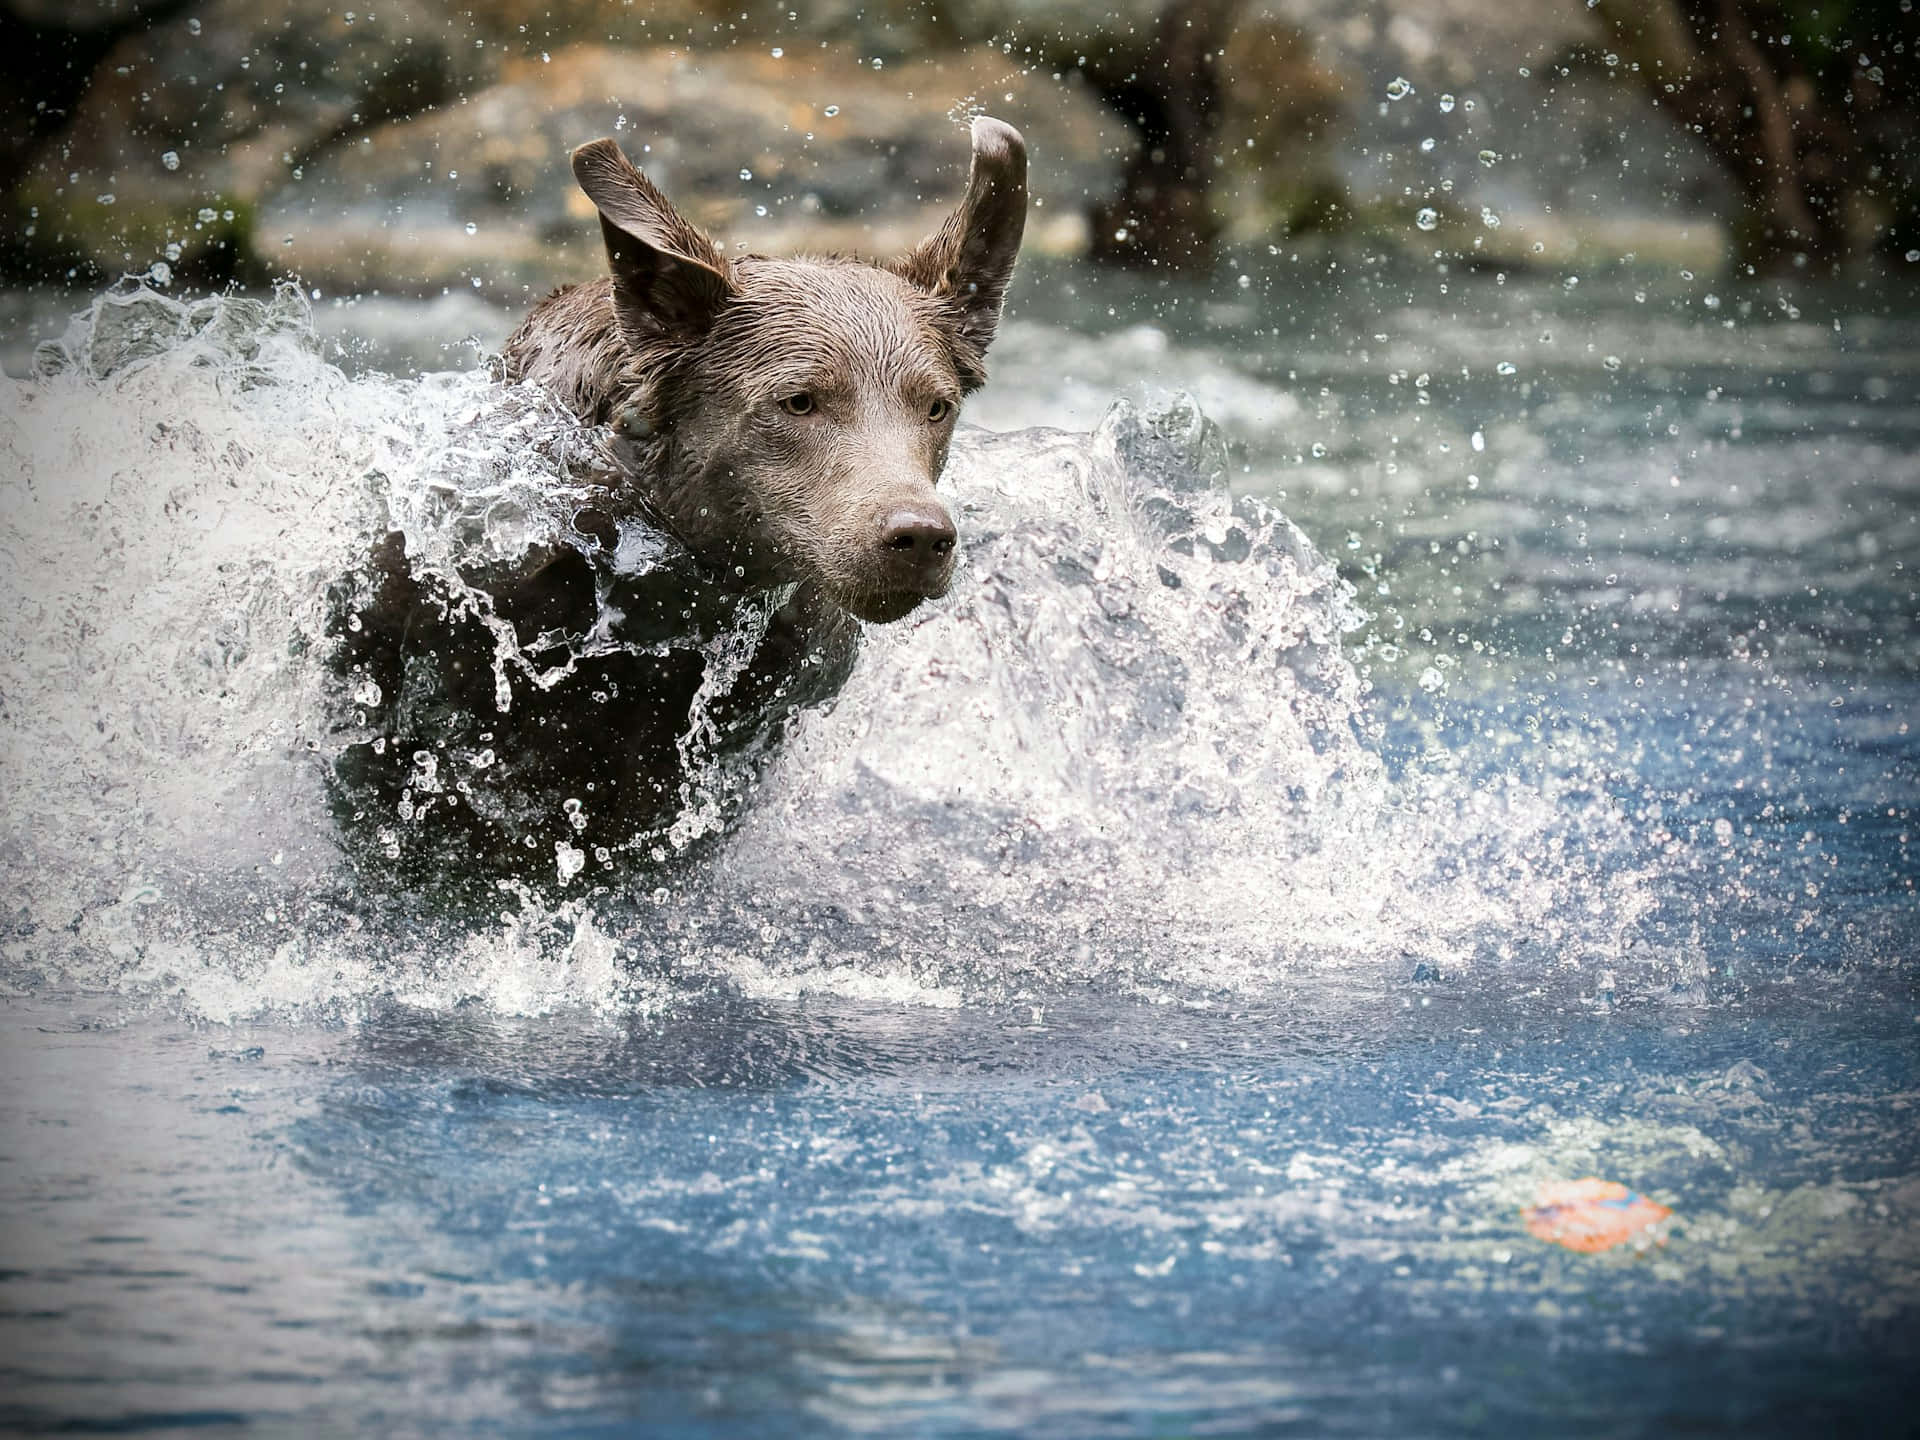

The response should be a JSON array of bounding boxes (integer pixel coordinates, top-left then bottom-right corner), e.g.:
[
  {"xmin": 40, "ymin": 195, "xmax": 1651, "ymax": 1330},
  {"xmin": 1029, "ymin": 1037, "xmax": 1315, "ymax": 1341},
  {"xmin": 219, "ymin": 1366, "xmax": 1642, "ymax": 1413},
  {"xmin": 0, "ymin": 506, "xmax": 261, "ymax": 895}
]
[
  {"xmin": 6, "ymin": 0, "xmax": 1734, "ymax": 290},
  {"xmin": 1240, "ymin": 0, "xmax": 1732, "ymax": 265},
  {"xmin": 263, "ymin": 43, "xmax": 1124, "ymax": 298},
  {"xmin": 6, "ymin": 0, "xmax": 496, "ymax": 283}
]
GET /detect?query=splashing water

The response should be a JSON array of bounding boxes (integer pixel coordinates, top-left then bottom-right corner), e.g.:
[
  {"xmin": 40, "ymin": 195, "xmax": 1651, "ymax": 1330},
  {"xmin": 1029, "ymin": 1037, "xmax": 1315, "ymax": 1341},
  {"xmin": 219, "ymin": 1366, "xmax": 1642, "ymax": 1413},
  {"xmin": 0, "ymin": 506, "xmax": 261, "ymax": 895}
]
[
  {"xmin": 0, "ymin": 283, "xmax": 1651, "ymax": 1019},
  {"xmin": 5, "ymin": 271, "xmax": 1916, "ymax": 1439}
]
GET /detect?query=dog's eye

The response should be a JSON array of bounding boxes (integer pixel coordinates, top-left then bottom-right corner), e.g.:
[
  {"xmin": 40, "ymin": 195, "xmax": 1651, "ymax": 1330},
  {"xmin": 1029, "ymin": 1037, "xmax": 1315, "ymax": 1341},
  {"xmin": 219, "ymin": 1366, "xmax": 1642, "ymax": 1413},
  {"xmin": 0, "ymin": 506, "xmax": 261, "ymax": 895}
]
[
  {"xmin": 926, "ymin": 398, "xmax": 953, "ymax": 423},
  {"xmin": 779, "ymin": 392, "xmax": 815, "ymax": 416}
]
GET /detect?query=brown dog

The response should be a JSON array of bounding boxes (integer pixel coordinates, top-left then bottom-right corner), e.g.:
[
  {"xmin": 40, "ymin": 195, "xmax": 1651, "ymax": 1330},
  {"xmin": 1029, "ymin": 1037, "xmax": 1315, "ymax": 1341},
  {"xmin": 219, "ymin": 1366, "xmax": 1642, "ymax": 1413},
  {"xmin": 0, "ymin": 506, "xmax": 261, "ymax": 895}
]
[{"xmin": 330, "ymin": 119, "xmax": 1027, "ymax": 902}]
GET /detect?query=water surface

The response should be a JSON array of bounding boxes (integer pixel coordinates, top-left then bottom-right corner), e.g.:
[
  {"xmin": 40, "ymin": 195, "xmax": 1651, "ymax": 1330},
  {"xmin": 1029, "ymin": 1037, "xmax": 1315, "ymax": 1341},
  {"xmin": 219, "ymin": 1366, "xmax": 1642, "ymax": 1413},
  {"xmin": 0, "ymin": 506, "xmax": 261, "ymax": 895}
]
[{"xmin": 1, "ymin": 257, "xmax": 1915, "ymax": 1434}]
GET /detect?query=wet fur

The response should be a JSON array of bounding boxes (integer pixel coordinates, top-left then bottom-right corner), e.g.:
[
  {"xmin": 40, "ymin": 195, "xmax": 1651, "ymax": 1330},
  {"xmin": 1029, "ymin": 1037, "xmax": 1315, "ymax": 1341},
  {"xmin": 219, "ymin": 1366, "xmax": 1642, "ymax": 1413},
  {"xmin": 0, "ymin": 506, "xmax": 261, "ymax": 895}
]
[
  {"xmin": 502, "ymin": 120, "xmax": 1025, "ymax": 620},
  {"xmin": 329, "ymin": 119, "xmax": 1026, "ymax": 902}
]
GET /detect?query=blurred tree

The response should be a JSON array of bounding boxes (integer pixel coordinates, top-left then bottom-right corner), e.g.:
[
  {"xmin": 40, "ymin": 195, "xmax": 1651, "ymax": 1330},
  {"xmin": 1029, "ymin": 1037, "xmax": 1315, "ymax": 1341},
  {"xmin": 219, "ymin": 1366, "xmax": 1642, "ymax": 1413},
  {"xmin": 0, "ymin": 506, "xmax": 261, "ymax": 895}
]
[
  {"xmin": 1083, "ymin": 0, "xmax": 1242, "ymax": 270},
  {"xmin": 1589, "ymin": 0, "xmax": 1918, "ymax": 271},
  {"xmin": 995, "ymin": 0, "xmax": 1340, "ymax": 272}
]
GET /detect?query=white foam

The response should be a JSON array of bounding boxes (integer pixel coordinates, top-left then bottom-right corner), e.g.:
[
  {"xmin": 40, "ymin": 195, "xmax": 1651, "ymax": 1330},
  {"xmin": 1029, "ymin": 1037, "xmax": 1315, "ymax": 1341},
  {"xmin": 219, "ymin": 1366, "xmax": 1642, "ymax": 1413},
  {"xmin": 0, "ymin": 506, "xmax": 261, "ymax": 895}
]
[{"xmin": 0, "ymin": 283, "xmax": 1653, "ymax": 1019}]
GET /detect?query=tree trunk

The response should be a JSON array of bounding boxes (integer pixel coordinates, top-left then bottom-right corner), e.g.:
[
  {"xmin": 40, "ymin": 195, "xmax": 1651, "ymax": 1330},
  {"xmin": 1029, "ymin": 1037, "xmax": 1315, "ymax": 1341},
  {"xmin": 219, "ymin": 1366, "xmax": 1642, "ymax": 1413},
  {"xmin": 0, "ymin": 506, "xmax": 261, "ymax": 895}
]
[
  {"xmin": 1085, "ymin": 0, "xmax": 1242, "ymax": 271},
  {"xmin": 1589, "ymin": 0, "xmax": 1889, "ymax": 273}
]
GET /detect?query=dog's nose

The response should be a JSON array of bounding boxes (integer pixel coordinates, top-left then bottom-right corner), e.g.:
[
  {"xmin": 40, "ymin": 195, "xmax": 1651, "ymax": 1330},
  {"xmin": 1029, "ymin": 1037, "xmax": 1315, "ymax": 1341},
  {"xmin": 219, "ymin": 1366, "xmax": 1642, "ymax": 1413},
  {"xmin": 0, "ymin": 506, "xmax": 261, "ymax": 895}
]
[{"xmin": 879, "ymin": 505, "xmax": 957, "ymax": 575}]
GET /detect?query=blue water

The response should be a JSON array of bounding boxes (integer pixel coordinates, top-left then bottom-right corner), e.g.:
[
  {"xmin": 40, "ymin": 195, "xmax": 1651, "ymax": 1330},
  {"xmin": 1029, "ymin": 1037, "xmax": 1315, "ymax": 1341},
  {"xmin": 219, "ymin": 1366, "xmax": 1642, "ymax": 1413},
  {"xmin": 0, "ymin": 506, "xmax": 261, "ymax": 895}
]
[{"xmin": 2, "ymin": 257, "xmax": 1917, "ymax": 1435}]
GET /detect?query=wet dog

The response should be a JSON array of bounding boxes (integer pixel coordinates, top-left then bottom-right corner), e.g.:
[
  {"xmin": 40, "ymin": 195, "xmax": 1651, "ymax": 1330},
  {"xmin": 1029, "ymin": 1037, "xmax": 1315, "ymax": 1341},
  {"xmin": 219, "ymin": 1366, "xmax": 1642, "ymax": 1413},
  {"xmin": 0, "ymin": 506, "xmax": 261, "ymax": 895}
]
[{"xmin": 329, "ymin": 118, "xmax": 1026, "ymax": 903}]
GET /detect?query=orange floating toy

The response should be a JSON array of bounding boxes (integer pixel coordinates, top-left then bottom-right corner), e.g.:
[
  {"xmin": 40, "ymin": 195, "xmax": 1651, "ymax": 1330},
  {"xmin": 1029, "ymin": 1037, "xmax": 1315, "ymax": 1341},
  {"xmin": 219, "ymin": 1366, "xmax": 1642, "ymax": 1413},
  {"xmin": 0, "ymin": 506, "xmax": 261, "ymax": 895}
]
[{"xmin": 1522, "ymin": 1178, "xmax": 1673, "ymax": 1254}]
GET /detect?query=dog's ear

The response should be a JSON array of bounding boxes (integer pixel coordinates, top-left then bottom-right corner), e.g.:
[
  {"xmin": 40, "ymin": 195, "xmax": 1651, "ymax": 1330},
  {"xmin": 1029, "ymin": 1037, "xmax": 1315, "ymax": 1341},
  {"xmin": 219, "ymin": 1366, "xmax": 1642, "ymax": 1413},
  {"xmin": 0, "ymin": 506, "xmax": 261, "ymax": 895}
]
[
  {"xmin": 890, "ymin": 117, "xmax": 1027, "ymax": 392},
  {"xmin": 572, "ymin": 139, "xmax": 735, "ymax": 345}
]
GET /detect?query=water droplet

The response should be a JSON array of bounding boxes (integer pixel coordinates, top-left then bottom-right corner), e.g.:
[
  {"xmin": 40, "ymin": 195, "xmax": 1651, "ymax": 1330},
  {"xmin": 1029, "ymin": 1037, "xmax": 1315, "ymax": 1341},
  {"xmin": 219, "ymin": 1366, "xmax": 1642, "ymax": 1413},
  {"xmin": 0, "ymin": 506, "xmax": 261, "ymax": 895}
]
[
  {"xmin": 186, "ymin": 15, "xmax": 201, "ymax": 32},
  {"xmin": 1470, "ymin": 430, "xmax": 1486, "ymax": 452},
  {"xmin": 1603, "ymin": 354, "xmax": 1622, "ymax": 371},
  {"xmin": 1415, "ymin": 207, "xmax": 1438, "ymax": 231},
  {"xmin": 161, "ymin": 150, "xmax": 180, "ymax": 172},
  {"xmin": 96, "ymin": 192, "xmax": 115, "ymax": 206},
  {"xmin": 1466, "ymin": 473, "xmax": 1480, "ymax": 489},
  {"xmin": 163, "ymin": 241, "xmax": 182, "ymax": 261},
  {"xmin": 1385, "ymin": 76, "xmax": 1413, "ymax": 101},
  {"xmin": 871, "ymin": 57, "xmax": 884, "ymax": 69},
  {"xmin": 1310, "ymin": 441, "xmax": 1328, "ymax": 458},
  {"xmin": 1236, "ymin": 273, "xmax": 1251, "ymax": 290},
  {"xmin": 1418, "ymin": 666, "xmax": 1446, "ymax": 692},
  {"xmin": 1479, "ymin": 206, "xmax": 1501, "ymax": 229},
  {"xmin": 464, "ymin": 221, "xmax": 477, "ymax": 235},
  {"xmin": 1703, "ymin": 293, "xmax": 1721, "ymax": 310},
  {"xmin": 824, "ymin": 104, "xmax": 840, "ymax": 117},
  {"xmin": 1420, "ymin": 137, "xmax": 1435, "ymax": 152},
  {"xmin": 755, "ymin": 204, "xmax": 768, "ymax": 217},
  {"xmin": 1438, "ymin": 93, "xmax": 1456, "ymax": 113},
  {"xmin": 1496, "ymin": 361, "xmax": 1516, "ymax": 375},
  {"xmin": 1563, "ymin": 275, "xmax": 1579, "ymax": 289},
  {"xmin": 770, "ymin": 46, "xmax": 783, "ymax": 57},
  {"xmin": 739, "ymin": 167, "xmax": 753, "ymax": 181},
  {"xmin": 148, "ymin": 260, "xmax": 172, "ymax": 286},
  {"xmin": 1477, "ymin": 149, "xmax": 1501, "ymax": 167},
  {"xmin": 1463, "ymin": 98, "xmax": 1477, "ymax": 111},
  {"xmin": 1907, "ymin": 249, "xmax": 1920, "ymax": 262}
]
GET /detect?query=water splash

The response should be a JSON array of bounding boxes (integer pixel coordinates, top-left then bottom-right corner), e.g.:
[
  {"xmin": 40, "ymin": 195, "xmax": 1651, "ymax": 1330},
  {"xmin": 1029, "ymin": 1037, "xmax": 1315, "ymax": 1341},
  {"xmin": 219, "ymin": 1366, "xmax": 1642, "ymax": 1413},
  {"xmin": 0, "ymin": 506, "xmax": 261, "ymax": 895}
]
[{"xmin": 0, "ymin": 283, "xmax": 1654, "ymax": 1018}]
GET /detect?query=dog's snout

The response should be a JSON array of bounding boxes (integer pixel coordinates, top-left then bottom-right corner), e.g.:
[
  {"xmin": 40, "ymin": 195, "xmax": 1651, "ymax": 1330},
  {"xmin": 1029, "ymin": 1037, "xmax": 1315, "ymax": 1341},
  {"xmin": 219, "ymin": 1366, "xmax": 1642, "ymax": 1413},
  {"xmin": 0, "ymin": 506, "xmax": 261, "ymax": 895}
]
[{"xmin": 879, "ymin": 506, "xmax": 956, "ymax": 565}]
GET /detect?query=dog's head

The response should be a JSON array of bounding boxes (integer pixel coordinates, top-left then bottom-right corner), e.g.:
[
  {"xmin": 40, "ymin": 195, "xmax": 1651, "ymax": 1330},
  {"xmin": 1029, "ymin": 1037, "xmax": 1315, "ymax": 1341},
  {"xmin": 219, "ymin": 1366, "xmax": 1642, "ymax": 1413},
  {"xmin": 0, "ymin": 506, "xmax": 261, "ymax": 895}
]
[{"xmin": 570, "ymin": 118, "xmax": 1025, "ymax": 623}]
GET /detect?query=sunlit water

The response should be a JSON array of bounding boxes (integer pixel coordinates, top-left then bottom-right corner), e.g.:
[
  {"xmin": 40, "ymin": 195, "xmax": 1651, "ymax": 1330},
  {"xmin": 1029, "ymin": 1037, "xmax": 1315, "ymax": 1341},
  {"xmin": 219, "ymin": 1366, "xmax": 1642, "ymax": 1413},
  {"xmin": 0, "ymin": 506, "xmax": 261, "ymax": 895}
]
[{"xmin": 1, "ymin": 257, "xmax": 1915, "ymax": 1435}]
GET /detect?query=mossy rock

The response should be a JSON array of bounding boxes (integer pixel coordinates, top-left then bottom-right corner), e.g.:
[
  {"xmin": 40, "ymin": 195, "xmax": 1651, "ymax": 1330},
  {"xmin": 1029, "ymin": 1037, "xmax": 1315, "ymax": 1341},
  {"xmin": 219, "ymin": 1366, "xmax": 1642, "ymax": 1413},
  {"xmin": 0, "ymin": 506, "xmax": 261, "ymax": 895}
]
[{"xmin": 2, "ymin": 180, "xmax": 264, "ymax": 288}]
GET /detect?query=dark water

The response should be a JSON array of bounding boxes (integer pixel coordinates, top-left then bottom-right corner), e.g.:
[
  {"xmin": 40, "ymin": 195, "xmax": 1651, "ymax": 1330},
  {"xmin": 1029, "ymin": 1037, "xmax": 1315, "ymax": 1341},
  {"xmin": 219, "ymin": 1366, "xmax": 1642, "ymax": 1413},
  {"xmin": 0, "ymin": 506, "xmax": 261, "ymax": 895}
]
[{"xmin": 1, "ymin": 255, "xmax": 1916, "ymax": 1435}]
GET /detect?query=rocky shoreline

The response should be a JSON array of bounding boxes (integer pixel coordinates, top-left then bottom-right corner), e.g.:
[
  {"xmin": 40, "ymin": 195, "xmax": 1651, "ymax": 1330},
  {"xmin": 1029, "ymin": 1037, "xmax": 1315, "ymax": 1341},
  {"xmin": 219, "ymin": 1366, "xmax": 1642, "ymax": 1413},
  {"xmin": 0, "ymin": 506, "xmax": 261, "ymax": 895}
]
[{"xmin": 7, "ymin": 0, "xmax": 1748, "ymax": 298}]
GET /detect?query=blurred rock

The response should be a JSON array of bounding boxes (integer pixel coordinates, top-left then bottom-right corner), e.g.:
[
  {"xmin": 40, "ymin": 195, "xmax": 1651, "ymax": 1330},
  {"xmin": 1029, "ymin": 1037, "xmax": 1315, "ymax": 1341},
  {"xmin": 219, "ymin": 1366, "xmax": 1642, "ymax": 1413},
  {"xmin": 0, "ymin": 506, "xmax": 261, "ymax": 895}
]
[
  {"xmin": 466, "ymin": 0, "xmax": 958, "ymax": 58},
  {"xmin": 264, "ymin": 43, "xmax": 1122, "ymax": 298},
  {"xmin": 1244, "ymin": 0, "xmax": 1733, "ymax": 266},
  {"xmin": 6, "ymin": 0, "xmax": 496, "ymax": 284},
  {"xmin": 0, "ymin": 0, "xmax": 198, "ymax": 194},
  {"xmin": 4, "ymin": 0, "xmax": 1750, "ymax": 292}
]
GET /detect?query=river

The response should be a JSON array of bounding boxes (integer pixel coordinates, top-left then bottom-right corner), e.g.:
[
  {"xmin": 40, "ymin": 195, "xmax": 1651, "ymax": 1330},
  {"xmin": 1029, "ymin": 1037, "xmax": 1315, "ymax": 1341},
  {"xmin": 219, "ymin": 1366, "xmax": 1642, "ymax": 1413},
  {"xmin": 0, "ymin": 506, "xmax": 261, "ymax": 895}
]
[{"xmin": 1, "ymin": 251, "xmax": 1915, "ymax": 1434}]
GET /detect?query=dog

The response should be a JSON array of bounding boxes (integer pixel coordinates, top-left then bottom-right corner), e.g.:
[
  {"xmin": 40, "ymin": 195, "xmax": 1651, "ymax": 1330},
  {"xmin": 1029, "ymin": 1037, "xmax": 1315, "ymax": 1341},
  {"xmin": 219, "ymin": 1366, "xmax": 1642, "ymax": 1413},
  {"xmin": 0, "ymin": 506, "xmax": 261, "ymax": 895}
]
[{"xmin": 328, "ymin": 117, "xmax": 1027, "ymax": 904}]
